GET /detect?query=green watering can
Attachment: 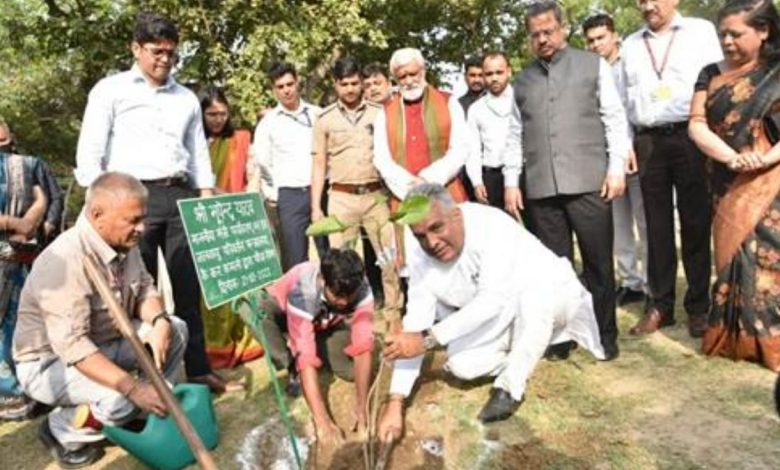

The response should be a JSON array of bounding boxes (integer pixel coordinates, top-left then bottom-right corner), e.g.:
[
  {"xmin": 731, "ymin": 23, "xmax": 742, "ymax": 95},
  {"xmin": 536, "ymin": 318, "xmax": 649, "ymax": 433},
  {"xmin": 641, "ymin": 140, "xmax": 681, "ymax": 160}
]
[{"xmin": 103, "ymin": 383, "xmax": 219, "ymax": 470}]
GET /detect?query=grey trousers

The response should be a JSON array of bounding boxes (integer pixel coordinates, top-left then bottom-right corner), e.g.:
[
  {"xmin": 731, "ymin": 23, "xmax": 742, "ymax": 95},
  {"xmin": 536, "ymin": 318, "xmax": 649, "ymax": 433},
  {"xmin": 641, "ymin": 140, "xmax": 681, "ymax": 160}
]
[
  {"xmin": 16, "ymin": 317, "xmax": 188, "ymax": 450},
  {"xmin": 613, "ymin": 173, "xmax": 648, "ymax": 292}
]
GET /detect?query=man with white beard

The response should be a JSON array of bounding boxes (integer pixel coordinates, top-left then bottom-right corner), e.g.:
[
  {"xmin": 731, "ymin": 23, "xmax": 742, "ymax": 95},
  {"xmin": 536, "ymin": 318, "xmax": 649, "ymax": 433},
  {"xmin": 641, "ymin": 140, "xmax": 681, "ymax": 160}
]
[{"xmin": 373, "ymin": 48, "xmax": 469, "ymax": 203}]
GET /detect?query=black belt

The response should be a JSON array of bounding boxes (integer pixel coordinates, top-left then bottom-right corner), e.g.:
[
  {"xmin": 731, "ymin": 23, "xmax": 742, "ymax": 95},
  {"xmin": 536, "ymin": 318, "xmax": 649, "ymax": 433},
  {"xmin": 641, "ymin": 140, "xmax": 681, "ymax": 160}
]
[
  {"xmin": 635, "ymin": 121, "xmax": 688, "ymax": 136},
  {"xmin": 141, "ymin": 174, "xmax": 189, "ymax": 187},
  {"xmin": 482, "ymin": 165, "xmax": 504, "ymax": 173}
]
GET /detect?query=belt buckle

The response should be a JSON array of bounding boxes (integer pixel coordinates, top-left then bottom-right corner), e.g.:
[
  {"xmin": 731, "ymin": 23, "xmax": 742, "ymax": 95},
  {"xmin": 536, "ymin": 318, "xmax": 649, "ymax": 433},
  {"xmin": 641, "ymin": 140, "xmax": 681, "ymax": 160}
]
[{"xmin": 356, "ymin": 185, "xmax": 369, "ymax": 195}]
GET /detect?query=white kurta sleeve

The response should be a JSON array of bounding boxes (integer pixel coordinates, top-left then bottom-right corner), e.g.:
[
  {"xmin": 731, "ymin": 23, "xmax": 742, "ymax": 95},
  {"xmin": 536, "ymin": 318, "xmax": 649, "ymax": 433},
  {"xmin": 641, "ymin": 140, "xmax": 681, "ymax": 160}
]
[
  {"xmin": 372, "ymin": 109, "xmax": 417, "ymax": 199},
  {"xmin": 418, "ymin": 97, "xmax": 468, "ymax": 185},
  {"xmin": 388, "ymin": 251, "xmax": 438, "ymax": 397}
]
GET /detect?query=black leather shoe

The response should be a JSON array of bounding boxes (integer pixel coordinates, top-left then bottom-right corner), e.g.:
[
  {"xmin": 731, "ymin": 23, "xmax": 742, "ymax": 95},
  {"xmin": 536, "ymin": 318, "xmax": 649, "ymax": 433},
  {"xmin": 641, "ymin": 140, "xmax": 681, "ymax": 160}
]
[
  {"xmin": 616, "ymin": 287, "xmax": 646, "ymax": 306},
  {"xmin": 478, "ymin": 388, "xmax": 523, "ymax": 423},
  {"xmin": 544, "ymin": 341, "xmax": 576, "ymax": 361},
  {"xmin": 601, "ymin": 343, "xmax": 620, "ymax": 362},
  {"xmin": 38, "ymin": 417, "xmax": 104, "ymax": 469}
]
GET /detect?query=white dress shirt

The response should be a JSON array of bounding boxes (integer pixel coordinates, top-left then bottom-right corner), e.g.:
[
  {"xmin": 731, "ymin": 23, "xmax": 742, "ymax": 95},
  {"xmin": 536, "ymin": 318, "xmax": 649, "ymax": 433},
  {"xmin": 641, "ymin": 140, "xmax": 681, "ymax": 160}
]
[
  {"xmin": 252, "ymin": 101, "xmax": 322, "ymax": 193},
  {"xmin": 74, "ymin": 65, "xmax": 214, "ymax": 189},
  {"xmin": 389, "ymin": 203, "xmax": 591, "ymax": 397},
  {"xmin": 503, "ymin": 55, "xmax": 630, "ymax": 187},
  {"xmin": 620, "ymin": 13, "xmax": 722, "ymax": 127},
  {"xmin": 465, "ymin": 86, "xmax": 516, "ymax": 187},
  {"xmin": 372, "ymin": 94, "xmax": 469, "ymax": 199}
]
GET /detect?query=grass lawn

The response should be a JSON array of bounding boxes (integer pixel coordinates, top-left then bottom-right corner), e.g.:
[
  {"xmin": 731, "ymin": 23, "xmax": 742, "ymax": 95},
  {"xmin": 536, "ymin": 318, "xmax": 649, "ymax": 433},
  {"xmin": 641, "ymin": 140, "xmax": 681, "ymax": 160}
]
[{"xmin": 2, "ymin": 298, "xmax": 779, "ymax": 469}]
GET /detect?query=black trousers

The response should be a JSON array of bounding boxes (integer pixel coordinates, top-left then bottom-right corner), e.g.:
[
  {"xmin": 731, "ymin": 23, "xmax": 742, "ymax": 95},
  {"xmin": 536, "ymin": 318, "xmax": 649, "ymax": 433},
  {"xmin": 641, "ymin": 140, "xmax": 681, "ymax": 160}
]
[
  {"xmin": 635, "ymin": 129, "xmax": 711, "ymax": 318},
  {"xmin": 277, "ymin": 187, "xmax": 329, "ymax": 271},
  {"xmin": 482, "ymin": 166, "xmax": 505, "ymax": 210},
  {"xmin": 524, "ymin": 192, "xmax": 617, "ymax": 349},
  {"xmin": 139, "ymin": 184, "xmax": 211, "ymax": 377}
]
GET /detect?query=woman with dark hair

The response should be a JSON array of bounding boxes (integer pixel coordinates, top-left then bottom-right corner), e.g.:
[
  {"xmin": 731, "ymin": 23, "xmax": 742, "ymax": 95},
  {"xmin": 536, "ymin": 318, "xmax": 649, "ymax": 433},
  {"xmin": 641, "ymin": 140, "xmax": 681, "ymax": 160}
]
[
  {"xmin": 200, "ymin": 86, "xmax": 251, "ymax": 192},
  {"xmin": 689, "ymin": 0, "xmax": 780, "ymax": 370},
  {"xmin": 199, "ymin": 86, "xmax": 261, "ymax": 370}
]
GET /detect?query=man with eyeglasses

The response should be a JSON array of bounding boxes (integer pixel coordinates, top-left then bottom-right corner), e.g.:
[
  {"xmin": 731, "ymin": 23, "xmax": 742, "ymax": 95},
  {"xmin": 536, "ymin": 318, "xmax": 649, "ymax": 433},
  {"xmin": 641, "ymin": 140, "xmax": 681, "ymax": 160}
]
[
  {"xmin": 620, "ymin": 0, "xmax": 721, "ymax": 338},
  {"xmin": 253, "ymin": 62, "xmax": 327, "ymax": 271},
  {"xmin": 246, "ymin": 249, "xmax": 375, "ymax": 444},
  {"xmin": 503, "ymin": 0, "xmax": 631, "ymax": 361},
  {"xmin": 74, "ymin": 12, "xmax": 233, "ymax": 394}
]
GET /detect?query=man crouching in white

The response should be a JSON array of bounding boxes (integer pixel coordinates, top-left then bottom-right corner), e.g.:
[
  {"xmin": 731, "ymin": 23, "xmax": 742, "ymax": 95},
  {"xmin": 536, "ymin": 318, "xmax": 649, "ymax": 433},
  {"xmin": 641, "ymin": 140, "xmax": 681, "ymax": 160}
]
[{"xmin": 378, "ymin": 183, "xmax": 606, "ymax": 437}]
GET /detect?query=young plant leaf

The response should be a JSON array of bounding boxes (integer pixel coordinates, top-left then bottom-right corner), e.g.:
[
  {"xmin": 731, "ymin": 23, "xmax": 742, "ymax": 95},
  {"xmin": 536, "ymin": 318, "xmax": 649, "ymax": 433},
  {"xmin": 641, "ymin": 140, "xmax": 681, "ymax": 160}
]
[
  {"xmin": 306, "ymin": 216, "xmax": 348, "ymax": 236},
  {"xmin": 390, "ymin": 195, "xmax": 431, "ymax": 225}
]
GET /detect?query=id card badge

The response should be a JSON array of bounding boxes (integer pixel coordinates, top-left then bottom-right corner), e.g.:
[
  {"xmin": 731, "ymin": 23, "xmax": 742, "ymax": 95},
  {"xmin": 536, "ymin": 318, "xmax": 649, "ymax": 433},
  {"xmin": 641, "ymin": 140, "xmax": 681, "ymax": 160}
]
[{"xmin": 652, "ymin": 83, "xmax": 673, "ymax": 101}]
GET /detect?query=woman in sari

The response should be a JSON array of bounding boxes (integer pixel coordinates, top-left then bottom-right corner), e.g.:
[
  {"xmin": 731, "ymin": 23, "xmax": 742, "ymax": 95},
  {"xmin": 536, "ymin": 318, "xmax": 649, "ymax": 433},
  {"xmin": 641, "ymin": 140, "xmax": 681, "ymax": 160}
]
[
  {"xmin": 199, "ymin": 86, "xmax": 264, "ymax": 369},
  {"xmin": 0, "ymin": 122, "xmax": 48, "ymax": 419},
  {"xmin": 689, "ymin": 0, "xmax": 780, "ymax": 371}
]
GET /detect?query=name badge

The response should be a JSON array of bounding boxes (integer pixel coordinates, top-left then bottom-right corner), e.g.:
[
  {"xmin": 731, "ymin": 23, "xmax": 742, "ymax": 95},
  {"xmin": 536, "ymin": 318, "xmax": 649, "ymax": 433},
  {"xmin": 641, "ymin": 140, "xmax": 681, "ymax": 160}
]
[{"xmin": 652, "ymin": 84, "xmax": 673, "ymax": 102}]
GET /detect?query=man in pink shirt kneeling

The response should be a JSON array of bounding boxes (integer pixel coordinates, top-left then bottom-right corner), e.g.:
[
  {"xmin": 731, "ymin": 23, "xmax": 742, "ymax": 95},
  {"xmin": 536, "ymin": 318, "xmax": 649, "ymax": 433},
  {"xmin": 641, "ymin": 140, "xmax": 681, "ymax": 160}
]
[{"xmin": 250, "ymin": 249, "xmax": 374, "ymax": 444}]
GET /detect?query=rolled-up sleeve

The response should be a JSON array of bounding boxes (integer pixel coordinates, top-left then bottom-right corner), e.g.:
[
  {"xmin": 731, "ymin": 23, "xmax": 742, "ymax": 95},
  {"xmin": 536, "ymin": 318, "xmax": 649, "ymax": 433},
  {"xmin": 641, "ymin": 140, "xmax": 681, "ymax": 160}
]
[{"xmin": 33, "ymin": 258, "xmax": 99, "ymax": 365}]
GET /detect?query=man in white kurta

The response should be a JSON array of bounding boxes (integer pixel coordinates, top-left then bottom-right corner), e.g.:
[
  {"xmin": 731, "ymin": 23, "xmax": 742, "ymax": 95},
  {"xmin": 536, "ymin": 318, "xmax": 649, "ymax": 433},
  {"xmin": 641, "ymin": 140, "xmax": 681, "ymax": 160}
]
[{"xmin": 378, "ymin": 183, "xmax": 605, "ymax": 435}]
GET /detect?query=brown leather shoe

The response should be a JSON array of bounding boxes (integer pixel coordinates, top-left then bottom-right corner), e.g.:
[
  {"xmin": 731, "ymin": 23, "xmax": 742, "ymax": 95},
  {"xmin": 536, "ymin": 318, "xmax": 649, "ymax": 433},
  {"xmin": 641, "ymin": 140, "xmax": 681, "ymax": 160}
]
[
  {"xmin": 629, "ymin": 307, "xmax": 675, "ymax": 336},
  {"xmin": 687, "ymin": 314, "xmax": 708, "ymax": 338}
]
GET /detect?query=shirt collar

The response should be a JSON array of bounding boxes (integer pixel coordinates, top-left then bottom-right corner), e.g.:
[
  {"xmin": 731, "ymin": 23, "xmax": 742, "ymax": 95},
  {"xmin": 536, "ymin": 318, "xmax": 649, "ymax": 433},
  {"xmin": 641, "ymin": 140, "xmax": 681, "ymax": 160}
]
[
  {"xmin": 336, "ymin": 99, "xmax": 367, "ymax": 113},
  {"xmin": 129, "ymin": 64, "xmax": 176, "ymax": 90},
  {"xmin": 276, "ymin": 101, "xmax": 312, "ymax": 117},
  {"xmin": 76, "ymin": 214, "xmax": 122, "ymax": 266}
]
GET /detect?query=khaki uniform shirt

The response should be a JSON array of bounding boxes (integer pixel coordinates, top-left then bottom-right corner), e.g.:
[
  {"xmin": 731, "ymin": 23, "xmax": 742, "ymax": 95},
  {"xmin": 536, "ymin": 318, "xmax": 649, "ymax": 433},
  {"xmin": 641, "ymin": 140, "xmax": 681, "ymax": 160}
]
[
  {"xmin": 312, "ymin": 100, "xmax": 381, "ymax": 185},
  {"xmin": 13, "ymin": 215, "xmax": 159, "ymax": 365}
]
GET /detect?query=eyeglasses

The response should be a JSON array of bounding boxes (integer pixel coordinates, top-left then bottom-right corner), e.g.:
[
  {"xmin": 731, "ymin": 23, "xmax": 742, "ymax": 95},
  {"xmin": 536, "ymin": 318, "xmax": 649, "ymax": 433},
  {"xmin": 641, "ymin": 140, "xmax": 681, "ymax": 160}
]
[{"xmin": 142, "ymin": 45, "xmax": 179, "ymax": 61}]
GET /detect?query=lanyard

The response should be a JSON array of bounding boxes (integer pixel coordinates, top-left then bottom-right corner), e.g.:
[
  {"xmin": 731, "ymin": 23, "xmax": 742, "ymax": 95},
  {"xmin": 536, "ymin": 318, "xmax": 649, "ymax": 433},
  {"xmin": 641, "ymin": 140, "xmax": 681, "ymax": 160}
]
[
  {"xmin": 281, "ymin": 108, "xmax": 312, "ymax": 128},
  {"xmin": 643, "ymin": 28, "xmax": 678, "ymax": 80}
]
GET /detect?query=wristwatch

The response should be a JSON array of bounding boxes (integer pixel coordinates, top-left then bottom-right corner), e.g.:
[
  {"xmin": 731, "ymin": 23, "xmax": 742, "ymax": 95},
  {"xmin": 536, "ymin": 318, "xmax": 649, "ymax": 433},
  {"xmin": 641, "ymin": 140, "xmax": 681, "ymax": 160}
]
[{"xmin": 421, "ymin": 328, "xmax": 439, "ymax": 351}]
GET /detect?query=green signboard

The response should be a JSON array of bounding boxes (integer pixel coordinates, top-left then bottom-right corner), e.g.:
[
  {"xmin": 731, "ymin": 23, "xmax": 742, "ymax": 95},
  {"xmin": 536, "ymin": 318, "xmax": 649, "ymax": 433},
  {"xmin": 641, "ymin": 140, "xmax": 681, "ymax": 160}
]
[{"xmin": 178, "ymin": 193, "xmax": 282, "ymax": 309}]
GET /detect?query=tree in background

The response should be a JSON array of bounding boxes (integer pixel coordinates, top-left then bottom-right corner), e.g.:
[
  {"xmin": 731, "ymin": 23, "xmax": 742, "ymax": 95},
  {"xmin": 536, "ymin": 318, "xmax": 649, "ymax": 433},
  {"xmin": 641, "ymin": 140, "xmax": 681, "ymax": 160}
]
[{"xmin": 0, "ymin": 0, "xmax": 721, "ymax": 166}]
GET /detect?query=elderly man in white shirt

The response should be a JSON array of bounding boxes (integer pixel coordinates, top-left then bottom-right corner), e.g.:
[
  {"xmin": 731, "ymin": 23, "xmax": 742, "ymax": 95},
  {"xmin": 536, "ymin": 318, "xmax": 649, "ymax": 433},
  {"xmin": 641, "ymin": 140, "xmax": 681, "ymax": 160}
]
[
  {"xmin": 73, "ymin": 12, "xmax": 229, "ymax": 393},
  {"xmin": 465, "ymin": 51, "xmax": 515, "ymax": 210},
  {"xmin": 253, "ymin": 62, "xmax": 326, "ymax": 270},
  {"xmin": 620, "ymin": 0, "xmax": 722, "ymax": 338},
  {"xmin": 377, "ymin": 183, "xmax": 605, "ymax": 436}
]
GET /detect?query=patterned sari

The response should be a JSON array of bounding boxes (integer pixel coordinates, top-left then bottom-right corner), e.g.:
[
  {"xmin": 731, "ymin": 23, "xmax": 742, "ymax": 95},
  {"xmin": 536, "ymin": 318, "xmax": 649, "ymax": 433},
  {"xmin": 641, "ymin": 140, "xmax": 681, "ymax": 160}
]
[
  {"xmin": 701, "ymin": 61, "xmax": 780, "ymax": 371},
  {"xmin": 201, "ymin": 130, "xmax": 265, "ymax": 368},
  {"xmin": 0, "ymin": 153, "xmax": 39, "ymax": 396}
]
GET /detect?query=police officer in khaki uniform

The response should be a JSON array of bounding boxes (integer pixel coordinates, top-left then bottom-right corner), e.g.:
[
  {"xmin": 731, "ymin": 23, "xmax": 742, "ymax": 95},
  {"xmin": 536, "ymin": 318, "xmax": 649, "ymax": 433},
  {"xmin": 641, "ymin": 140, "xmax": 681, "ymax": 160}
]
[{"xmin": 311, "ymin": 58, "xmax": 403, "ymax": 320}]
